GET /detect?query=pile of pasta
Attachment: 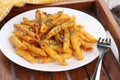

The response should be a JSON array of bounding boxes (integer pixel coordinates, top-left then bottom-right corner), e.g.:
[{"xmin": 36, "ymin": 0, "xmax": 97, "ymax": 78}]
[{"xmin": 9, "ymin": 10, "xmax": 97, "ymax": 66}]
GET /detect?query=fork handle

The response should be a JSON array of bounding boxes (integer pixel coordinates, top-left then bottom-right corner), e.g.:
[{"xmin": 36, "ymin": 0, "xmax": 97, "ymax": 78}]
[{"xmin": 91, "ymin": 51, "xmax": 104, "ymax": 80}]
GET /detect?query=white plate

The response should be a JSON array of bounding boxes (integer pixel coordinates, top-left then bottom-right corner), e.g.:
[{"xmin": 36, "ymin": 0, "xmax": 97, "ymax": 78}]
[{"xmin": 0, "ymin": 7, "xmax": 106, "ymax": 72}]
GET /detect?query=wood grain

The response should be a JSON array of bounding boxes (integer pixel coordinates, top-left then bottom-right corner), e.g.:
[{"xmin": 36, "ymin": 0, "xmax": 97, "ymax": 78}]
[
  {"xmin": 103, "ymin": 50, "xmax": 120, "ymax": 80},
  {"xmin": 85, "ymin": 58, "xmax": 97, "ymax": 78},
  {"xmin": 0, "ymin": 0, "xmax": 95, "ymax": 28},
  {"xmin": 34, "ymin": 71, "xmax": 51, "ymax": 80},
  {"xmin": 85, "ymin": 58, "xmax": 108, "ymax": 80},
  {"xmin": 51, "ymin": 71, "xmax": 68, "ymax": 80},
  {"xmin": 14, "ymin": 64, "xmax": 31, "ymax": 80},
  {"xmin": 70, "ymin": 67, "xmax": 88, "ymax": 80},
  {"xmin": 100, "ymin": 67, "xmax": 108, "ymax": 80},
  {"xmin": 95, "ymin": 0, "xmax": 120, "ymax": 60},
  {"xmin": 0, "ymin": 51, "xmax": 12, "ymax": 80}
]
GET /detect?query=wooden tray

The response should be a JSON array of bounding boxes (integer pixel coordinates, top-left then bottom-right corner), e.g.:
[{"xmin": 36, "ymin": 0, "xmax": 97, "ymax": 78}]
[{"xmin": 0, "ymin": 0, "xmax": 120, "ymax": 80}]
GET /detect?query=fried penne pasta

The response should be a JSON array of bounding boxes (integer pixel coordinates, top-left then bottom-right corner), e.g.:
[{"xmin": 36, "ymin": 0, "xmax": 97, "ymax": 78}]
[
  {"xmin": 46, "ymin": 21, "xmax": 74, "ymax": 39},
  {"xmin": 9, "ymin": 10, "xmax": 97, "ymax": 65},
  {"xmin": 41, "ymin": 43, "xmax": 67, "ymax": 66},
  {"xmin": 53, "ymin": 11, "xmax": 63, "ymax": 19},
  {"xmin": 80, "ymin": 30, "xmax": 97, "ymax": 43},
  {"xmin": 55, "ymin": 14, "xmax": 71, "ymax": 24},
  {"xmin": 74, "ymin": 24, "xmax": 84, "ymax": 31},
  {"xmin": 60, "ymin": 52, "xmax": 73, "ymax": 59},
  {"xmin": 40, "ymin": 22, "xmax": 49, "ymax": 34},
  {"xmin": 13, "ymin": 30, "xmax": 35, "ymax": 43},
  {"xmin": 63, "ymin": 29, "xmax": 71, "ymax": 53},
  {"xmin": 70, "ymin": 31, "xmax": 83, "ymax": 60},
  {"xmin": 78, "ymin": 32, "xmax": 89, "ymax": 42},
  {"xmin": 23, "ymin": 42, "xmax": 47, "ymax": 56},
  {"xmin": 54, "ymin": 33, "xmax": 64, "ymax": 42},
  {"xmin": 14, "ymin": 24, "xmax": 29, "ymax": 30},
  {"xmin": 40, "ymin": 56, "xmax": 54, "ymax": 63},
  {"xmin": 14, "ymin": 24, "xmax": 36, "ymax": 38},
  {"xmin": 35, "ymin": 9, "xmax": 41, "ymax": 27},
  {"xmin": 9, "ymin": 35, "xmax": 27, "ymax": 50},
  {"xmin": 79, "ymin": 38, "xmax": 93, "ymax": 51},
  {"xmin": 40, "ymin": 52, "xmax": 72, "ymax": 63},
  {"xmin": 22, "ymin": 17, "xmax": 35, "ymax": 27},
  {"xmin": 35, "ymin": 10, "xmax": 42, "ymax": 35},
  {"xmin": 49, "ymin": 44, "xmax": 63, "ymax": 52},
  {"xmin": 25, "ymin": 50, "xmax": 41, "ymax": 58},
  {"xmin": 16, "ymin": 48, "xmax": 35, "ymax": 63},
  {"xmin": 40, "ymin": 40, "xmax": 62, "ymax": 52}
]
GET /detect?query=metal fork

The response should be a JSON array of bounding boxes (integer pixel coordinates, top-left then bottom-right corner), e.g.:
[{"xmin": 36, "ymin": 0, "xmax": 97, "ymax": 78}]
[{"xmin": 91, "ymin": 37, "xmax": 111, "ymax": 80}]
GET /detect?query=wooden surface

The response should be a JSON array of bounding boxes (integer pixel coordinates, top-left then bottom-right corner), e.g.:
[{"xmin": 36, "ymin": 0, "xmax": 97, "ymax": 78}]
[
  {"xmin": 95, "ymin": 0, "xmax": 120, "ymax": 62},
  {"xmin": 0, "ymin": 0, "xmax": 120, "ymax": 80}
]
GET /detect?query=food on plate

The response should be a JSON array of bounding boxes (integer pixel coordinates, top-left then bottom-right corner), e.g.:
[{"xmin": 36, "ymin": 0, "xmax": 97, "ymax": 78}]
[{"xmin": 9, "ymin": 9, "xmax": 97, "ymax": 66}]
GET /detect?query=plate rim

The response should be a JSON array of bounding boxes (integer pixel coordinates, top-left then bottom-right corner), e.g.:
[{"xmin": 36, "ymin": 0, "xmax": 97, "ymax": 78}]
[{"xmin": 0, "ymin": 7, "xmax": 106, "ymax": 72}]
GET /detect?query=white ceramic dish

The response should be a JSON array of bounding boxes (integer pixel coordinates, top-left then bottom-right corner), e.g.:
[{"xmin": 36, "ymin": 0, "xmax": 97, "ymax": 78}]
[{"xmin": 0, "ymin": 7, "xmax": 106, "ymax": 72}]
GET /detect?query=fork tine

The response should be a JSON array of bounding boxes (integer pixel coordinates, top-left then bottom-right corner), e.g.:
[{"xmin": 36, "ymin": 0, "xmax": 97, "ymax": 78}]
[
  {"xmin": 105, "ymin": 38, "xmax": 108, "ymax": 42},
  {"xmin": 106, "ymin": 38, "xmax": 111, "ymax": 45},
  {"xmin": 98, "ymin": 37, "xmax": 111, "ymax": 47},
  {"xmin": 105, "ymin": 38, "xmax": 111, "ymax": 44},
  {"xmin": 98, "ymin": 37, "xmax": 101, "ymax": 41},
  {"xmin": 98, "ymin": 38, "xmax": 111, "ymax": 44},
  {"xmin": 98, "ymin": 37, "xmax": 101, "ymax": 43},
  {"xmin": 101, "ymin": 38, "xmax": 105, "ymax": 43},
  {"xmin": 109, "ymin": 39, "xmax": 111, "ymax": 43}
]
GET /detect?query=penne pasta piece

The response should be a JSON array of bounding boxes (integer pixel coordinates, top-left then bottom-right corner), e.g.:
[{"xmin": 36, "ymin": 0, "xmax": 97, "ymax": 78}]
[
  {"xmin": 9, "ymin": 35, "xmax": 27, "ymax": 50},
  {"xmin": 35, "ymin": 10, "xmax": 42, "ymax": 35},
  {"xmin": 35, "ymin": 9, "xmax": 41, "ymax": 27},
  {"xmin": 54, "ymin": 33, "xmax": 64, "ymax": 42},
  {"xmin": 79, "ymin": 38, "xmax": 93, "ymax": 51},
  {"xmin": 14, "ymin": 24, "xmax": 30, "ymax": 30},
  {"xmin": 16, "ymin": 48, "xmax": 35, "ymax": 63},
  {"xmin": 23, "ymin": 42, "xmax": 47, "ymax": 56},
  {"xmin": 40, "ymin": 52, "xmax": 72, "ymax": 63},
  {"xmin": 60, "ymin": 52, "xmax": 73, "ymax": 59},
  {"xmin": 80, "ymin": 30, "xmax": 97, "ymax": 43},
  {"xmin": 40, "ymin": 22, "xmax": 49, "ymax": 34},
  {"xmin": 40, "ymin": 39, "xmax": 62, "ymax": 52},
  {"xmin": 49, "ymin": 44, "xmax": 63, "ymax": 53},
  {"xmin": 13, "ymin": 30, "xmax": 35, "ymax": 43},
  {"xmin": 14, "ymin": 24, "xmax": 36, "ymax": 39},
  {"xmin": 74, "ymin": 24, "xmax": 84, "ymax": 31},
  {"xmin": 55, "ymin": 14, "xmax": 71, "ymax": 24},
  {"xmin": 46, "ymin": 21, "xmax": 74, "ymax": 39},
  {"xmin": 63, "ymin": 29, "xmax": 71, "ymax": 53},
  {"xmin": 25, "ymin": 50, "xmax": 41, "ymax": 58},
  {"xmin": 40, "ymin": 56, "xmax": 54, "ymax": 63},
  {"xmin": 70, "ymin": 31, "xmax": 83, "ymax": 60},
  {"xmin": 53, "ymin": 11, "xmax": 63, "ymax": 19},
  {"xmin": 22, "ymin": 17, "xmax": 35, "ymax": 27},
  {"xmin": 78, "ymin": 32, "xmax": 89, "ymax": 42},
  {"xmin": 41, "ymin": 43, "xmax": 67, "ymax": 66}
]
